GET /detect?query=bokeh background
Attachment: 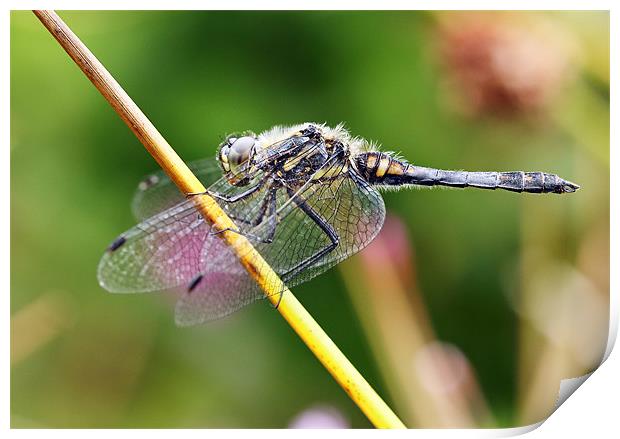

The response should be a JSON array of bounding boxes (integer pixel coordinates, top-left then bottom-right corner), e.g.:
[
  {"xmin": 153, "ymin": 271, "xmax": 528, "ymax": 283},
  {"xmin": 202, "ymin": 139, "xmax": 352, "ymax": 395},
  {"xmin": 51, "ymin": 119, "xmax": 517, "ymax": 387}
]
[{"xmin": 10, "ymin": 10, "xmax": 609, "ymax": 428}]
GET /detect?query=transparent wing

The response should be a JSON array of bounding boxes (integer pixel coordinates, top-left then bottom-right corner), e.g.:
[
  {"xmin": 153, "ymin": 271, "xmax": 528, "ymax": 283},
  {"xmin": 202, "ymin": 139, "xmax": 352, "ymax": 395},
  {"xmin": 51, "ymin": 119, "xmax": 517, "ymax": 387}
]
[
  {"xmin": 175, "ymin": 160, "xmax": 386, "ymax": 325},
  {"xmin": 269, "ymin": 170, "xmax": 386, "ymax": 287},
  {"xmin": 131, "ymin": 158, "xmax": 223, "ymax": 221},
  {"xmin": 98, "ymin": 168, "xmax": 272, "ymax": 294},
  {"xmin": 98, "ymin": 199, "xmax": 213, "ymax": 293}
]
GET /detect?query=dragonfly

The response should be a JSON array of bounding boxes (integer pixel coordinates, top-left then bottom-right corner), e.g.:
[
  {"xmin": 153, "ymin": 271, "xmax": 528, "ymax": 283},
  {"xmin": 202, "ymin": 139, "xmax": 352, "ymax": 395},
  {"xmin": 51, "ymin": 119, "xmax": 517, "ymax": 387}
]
[{"xmin": 98, "ymin": 123, "xmax": 579, "ymax": 325}]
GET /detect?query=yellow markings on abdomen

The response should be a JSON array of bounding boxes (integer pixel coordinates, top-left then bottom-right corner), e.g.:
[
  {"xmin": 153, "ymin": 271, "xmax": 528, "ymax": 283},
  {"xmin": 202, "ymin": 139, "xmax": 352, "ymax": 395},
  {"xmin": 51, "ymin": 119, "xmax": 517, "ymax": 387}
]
[
  {"xmin": 365, "ymin": 154, "xmax": 378, "ymax": 171},
  {"xmin": 387, "ymin": 160, "xmax": 405, "ymax": 176},
  {"xmin": 358, "ymin": 152, "xmax": 409, "ymax": 182},
  {"xmin": 375, "ymin": 157, "xmax": 391, "ymax": 178}
]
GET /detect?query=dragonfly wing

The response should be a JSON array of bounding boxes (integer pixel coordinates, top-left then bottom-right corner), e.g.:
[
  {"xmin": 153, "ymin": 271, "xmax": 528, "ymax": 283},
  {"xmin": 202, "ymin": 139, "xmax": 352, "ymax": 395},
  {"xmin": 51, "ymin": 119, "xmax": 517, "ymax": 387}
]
[
  {"xmin": 99, "ymin": 167, "xmax": 278, "ymax": 321},
  {"xmin": 98, "ymin": 199, "xmax": 213, "ymax": 293},
  {"xmin": 174, "ymin": 266, "xmax": 265, "ymax": 326},
  {"xmin": 170, "ymin": 185, "xmax": 281, "ymax": 325},
  {"xmin": 131, "ymin": 158, "xmax": 223, "ymax": 221},
  {"xmin": 259, "ymin": 165, "xmax": 386, "ymax": 287},
  {"xmin": 174, "ymin": 159, "xmax": 386, "ymax": 325}
]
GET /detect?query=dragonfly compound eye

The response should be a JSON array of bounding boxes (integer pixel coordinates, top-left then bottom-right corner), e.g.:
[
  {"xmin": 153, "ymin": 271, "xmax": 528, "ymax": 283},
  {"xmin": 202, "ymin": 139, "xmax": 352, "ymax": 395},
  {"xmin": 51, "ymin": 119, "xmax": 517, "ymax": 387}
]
[
  {"xmin": 227, "ymin": 136, "xmax": 256, "ymax": 172},
  {"xmin": 218, "ymin": 135, "xmax": 258, "ymax": 185}
]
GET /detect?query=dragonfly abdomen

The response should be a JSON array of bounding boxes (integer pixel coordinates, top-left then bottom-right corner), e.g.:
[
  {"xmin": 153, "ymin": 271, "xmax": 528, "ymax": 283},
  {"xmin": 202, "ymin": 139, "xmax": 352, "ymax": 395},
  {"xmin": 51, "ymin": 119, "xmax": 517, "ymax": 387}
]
[{"xmin": 355, "ymin": 152, "xmax": 579, "ymax": 194}]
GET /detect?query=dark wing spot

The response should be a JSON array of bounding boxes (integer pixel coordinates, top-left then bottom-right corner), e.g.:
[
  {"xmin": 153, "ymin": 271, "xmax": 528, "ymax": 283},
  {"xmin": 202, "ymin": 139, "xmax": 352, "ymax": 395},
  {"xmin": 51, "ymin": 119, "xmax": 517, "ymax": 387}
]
[
  {"xmin": 107, "ymin": 236, "xmax": 126, "ymax": 252},
  {"xmin": 187, "ymin": 274, "xmax": 204, "ymax": 293}
]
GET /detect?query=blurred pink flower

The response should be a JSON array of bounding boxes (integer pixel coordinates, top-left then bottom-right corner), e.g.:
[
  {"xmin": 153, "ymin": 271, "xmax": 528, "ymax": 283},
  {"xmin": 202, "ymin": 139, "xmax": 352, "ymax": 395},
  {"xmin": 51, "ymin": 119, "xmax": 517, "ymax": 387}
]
[
  {"xmin": 288, "ymin": 405, "xmax": 350, "ymax": 429},
  {"xmin": 360, "ymin": 214, "xmax": 415, "ymax": 285},
  {"xmin": 436, "ymin": 13, "xmax": 577, "ymax": 117},
  {"xmin": 414, "ymin": 341, "xmax": 472, "ymax": 396}
]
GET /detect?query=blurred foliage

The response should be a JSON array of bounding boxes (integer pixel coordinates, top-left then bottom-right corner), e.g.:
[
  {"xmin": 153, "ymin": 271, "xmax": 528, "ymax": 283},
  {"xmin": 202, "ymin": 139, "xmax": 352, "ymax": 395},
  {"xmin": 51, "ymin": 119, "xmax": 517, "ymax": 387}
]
[{"xmin": 11, "ymin": 10, "xmax": 609, "ymax": 428}]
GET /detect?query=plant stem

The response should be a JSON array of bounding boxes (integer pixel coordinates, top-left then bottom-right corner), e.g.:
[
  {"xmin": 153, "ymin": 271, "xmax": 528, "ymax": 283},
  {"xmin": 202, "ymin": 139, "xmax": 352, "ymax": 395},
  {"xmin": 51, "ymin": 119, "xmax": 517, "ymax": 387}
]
[{"xmin": 33, "ymin": 10, "xmax": 406, "ymax": 429}]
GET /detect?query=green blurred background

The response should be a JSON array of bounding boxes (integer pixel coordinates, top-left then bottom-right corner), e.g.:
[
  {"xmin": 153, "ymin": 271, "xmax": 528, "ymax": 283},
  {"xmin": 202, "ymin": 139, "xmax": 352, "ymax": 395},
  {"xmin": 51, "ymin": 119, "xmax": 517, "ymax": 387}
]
[{"xmin": 11, "ymin": 10, "xmax": 609, "ymax": 428}]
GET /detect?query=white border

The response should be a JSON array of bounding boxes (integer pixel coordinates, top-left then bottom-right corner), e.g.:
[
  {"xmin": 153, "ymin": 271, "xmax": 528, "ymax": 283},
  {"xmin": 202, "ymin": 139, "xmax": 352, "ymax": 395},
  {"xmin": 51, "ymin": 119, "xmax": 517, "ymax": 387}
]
[{"xmin": 4, "ymin": 2, "xmax": 616, "ymax": 436}]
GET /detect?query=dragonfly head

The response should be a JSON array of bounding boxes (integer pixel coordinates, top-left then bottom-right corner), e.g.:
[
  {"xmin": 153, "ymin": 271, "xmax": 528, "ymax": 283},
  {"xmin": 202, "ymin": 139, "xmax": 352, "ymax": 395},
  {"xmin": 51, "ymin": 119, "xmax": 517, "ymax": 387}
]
[{"xmin": 218, "ymin": 134, "xmax": 259, "ymax": 186}]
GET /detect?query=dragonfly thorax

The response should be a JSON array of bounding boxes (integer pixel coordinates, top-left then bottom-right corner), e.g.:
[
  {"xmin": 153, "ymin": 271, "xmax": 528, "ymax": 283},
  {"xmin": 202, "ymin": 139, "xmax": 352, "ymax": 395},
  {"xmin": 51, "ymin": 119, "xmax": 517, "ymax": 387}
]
[{"xmin": 269, "ymin": 126, "xmax": 352, "ymax": 187}]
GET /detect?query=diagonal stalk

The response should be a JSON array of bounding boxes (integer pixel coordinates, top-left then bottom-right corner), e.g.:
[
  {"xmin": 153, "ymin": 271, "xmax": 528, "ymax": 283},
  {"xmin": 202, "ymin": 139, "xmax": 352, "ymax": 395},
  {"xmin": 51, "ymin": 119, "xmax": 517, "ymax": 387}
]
[{"xmin": 33, "ymin": 10, "xmax": 406, "ymax": 429}]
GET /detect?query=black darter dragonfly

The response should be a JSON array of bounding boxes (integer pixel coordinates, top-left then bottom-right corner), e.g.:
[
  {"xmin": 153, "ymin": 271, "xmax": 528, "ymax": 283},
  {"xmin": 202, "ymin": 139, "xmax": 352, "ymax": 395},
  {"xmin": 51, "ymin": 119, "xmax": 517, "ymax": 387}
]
[{"xmin": 98, "ymin": 123, "xmax": 579, "ymax": 325}]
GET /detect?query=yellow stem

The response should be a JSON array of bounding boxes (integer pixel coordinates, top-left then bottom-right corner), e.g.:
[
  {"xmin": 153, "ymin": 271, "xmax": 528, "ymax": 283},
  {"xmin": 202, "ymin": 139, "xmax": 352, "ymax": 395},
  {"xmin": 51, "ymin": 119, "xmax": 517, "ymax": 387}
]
[{"xmin": 33, "ymin": 10, "xmax": 406, "ymax": 429}]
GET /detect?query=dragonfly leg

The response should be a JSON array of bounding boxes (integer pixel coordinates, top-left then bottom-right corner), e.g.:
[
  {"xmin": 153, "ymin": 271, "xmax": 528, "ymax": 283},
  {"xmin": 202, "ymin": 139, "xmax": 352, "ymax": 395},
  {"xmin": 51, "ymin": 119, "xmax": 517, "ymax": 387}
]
[
  {"xmin": 272, "ymin": 288, "xmax": 285, "ymax": 310},
  {"xmin": 259, "ymin": 188, "xmax": 278, "ymax": 243},
  {"xmin": 186, "ymin": 180, "xmax": 265, "ymax": 203},
  {"xmin": 209, "ymin": 187, "xmax": 279, "ymax": 243},
  {"xmin": 280, "ymin": 187, "xmax": 340, "ymax": 283},
  {"xmin": 230, "ymin": 187, "xmax": 278, "ymax": 230}
]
